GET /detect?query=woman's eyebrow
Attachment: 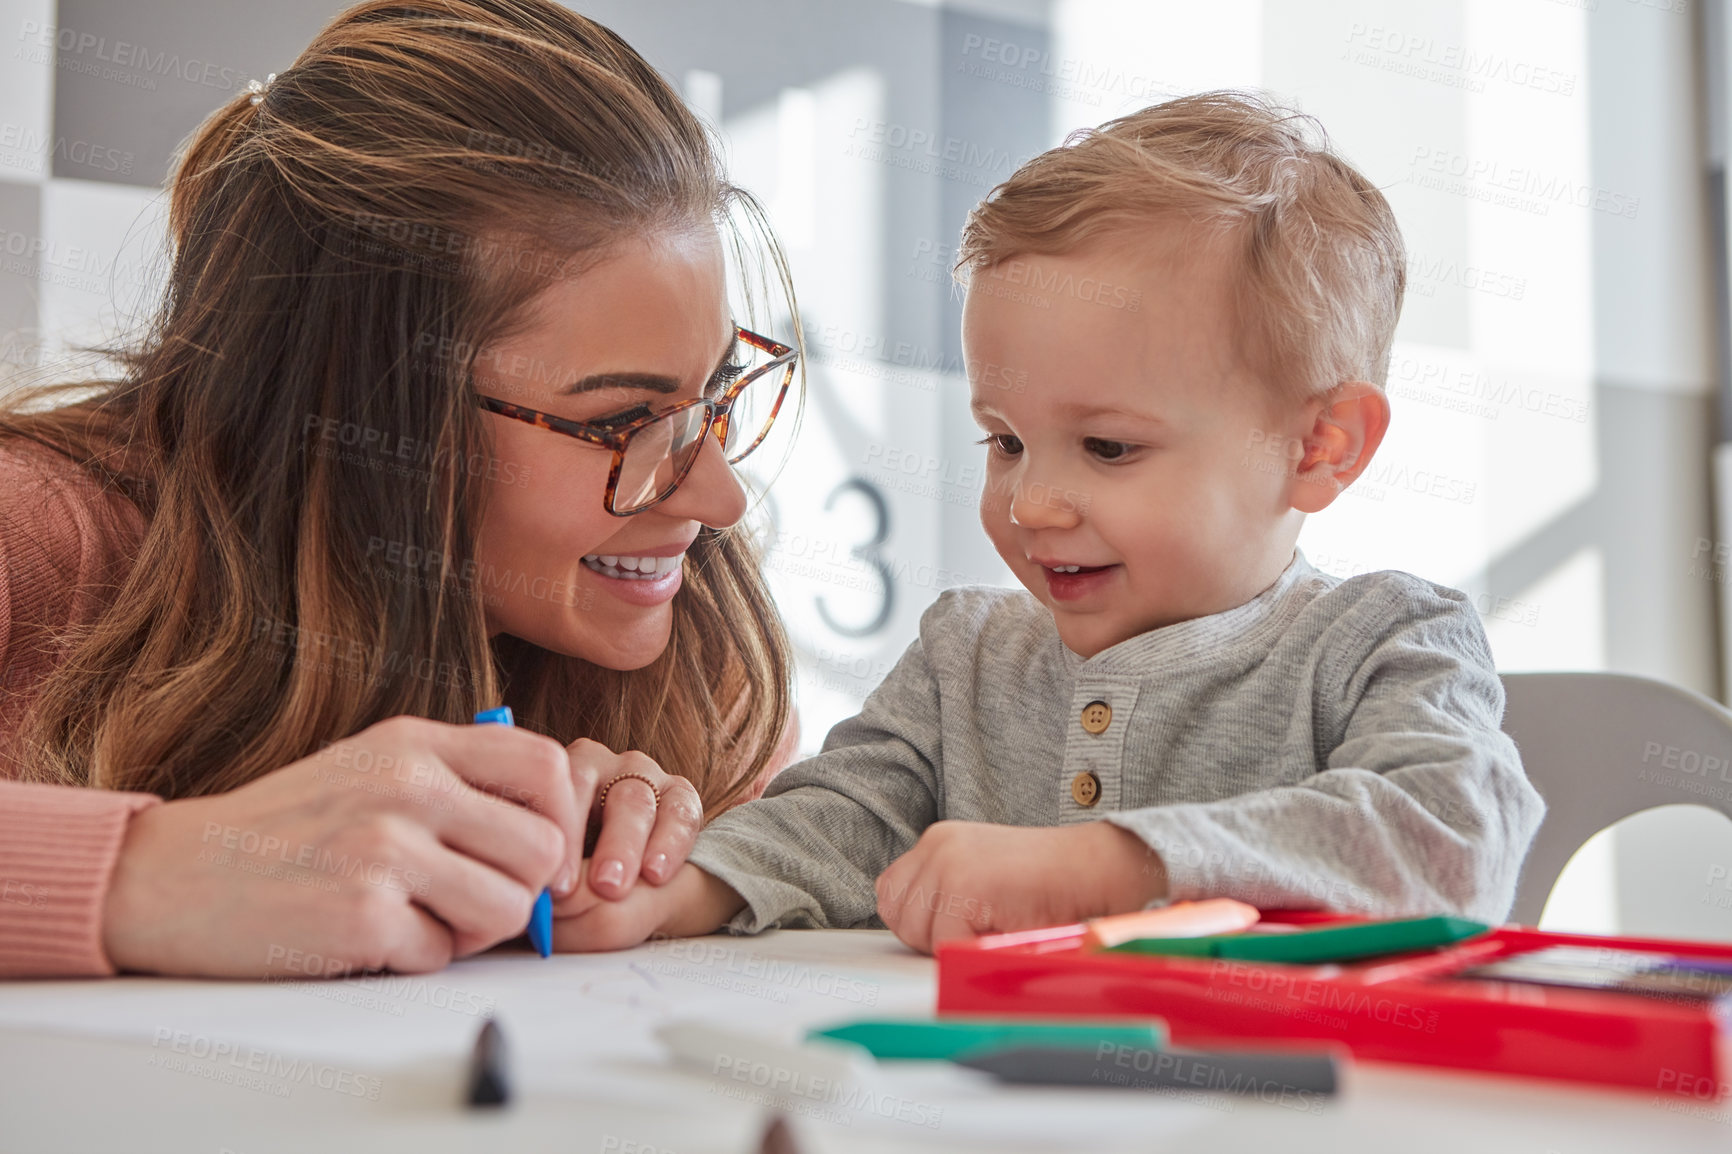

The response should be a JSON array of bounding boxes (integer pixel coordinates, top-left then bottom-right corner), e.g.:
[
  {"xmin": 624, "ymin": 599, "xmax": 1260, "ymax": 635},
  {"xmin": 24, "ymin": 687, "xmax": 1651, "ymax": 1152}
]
[
  {"xmin": 561, "ymin": 372, "xmax": 680, "ymax": 395},
  {"xmin": 559, "ymin": 332, "xmax": 740, "ymax": 396}
]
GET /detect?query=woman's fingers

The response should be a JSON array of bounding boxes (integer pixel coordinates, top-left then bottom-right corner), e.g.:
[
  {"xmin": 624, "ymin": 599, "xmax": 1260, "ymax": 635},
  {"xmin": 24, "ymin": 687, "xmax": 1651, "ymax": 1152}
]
[
  {"xmin": 585, "ymin": 773, "xmax": 660, "ymax": 899},
  {"xmin": 567, "ymin": 741, "xmax": 697, "ymax": 898},
  {"xmin": 563, "ymin": 739, "xmax": 608, "ymax": 856},
  {"xmin": 549, "ymin": 860, "xmax": 609, "ymax": 918},
  {"xmin": 320, "ymin": 718, "xmax": 575, "ymax": 902},
  {"xmin": 638, "ymin": 775, "xmax": 703, "ymax": 885},
  {"xmin": 384, "ymin": 822, "xmax": 546, "ymax": 957},
  {"xmin": 373, "ymin": 901, "xmax": 460, "ymax": 976},
  {"xmin": 429, "ymin": 777, "xmax": 565, "ymax": 904},
  {"xmin": 418, "ymin": 719, "xmax": 585, "ymax": 896}
]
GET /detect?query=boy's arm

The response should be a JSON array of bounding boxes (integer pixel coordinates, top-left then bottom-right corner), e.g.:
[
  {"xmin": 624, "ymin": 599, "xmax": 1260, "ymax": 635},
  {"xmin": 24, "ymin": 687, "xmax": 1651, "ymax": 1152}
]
[
  {"xmin": 1106, "ymin": 582, "xmax": 1545, "ymax": 924},
  {"xmin": 654, "ymin": 864, "xmax": 746, "ymax": 936},
  {"xmin": 686, "ymin": 633, "xmax": 946, "ymax": 933},
  {"xmin": 554, "ymin": 626, "xmax": 947, "ymax": 951}
]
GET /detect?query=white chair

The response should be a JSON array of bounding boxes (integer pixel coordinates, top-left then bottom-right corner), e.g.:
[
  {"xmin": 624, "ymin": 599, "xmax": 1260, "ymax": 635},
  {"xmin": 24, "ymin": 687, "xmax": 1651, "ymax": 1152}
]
[{"xmin": 1500, "ymin": 671, "xmax": 1732, "ymax": 925}]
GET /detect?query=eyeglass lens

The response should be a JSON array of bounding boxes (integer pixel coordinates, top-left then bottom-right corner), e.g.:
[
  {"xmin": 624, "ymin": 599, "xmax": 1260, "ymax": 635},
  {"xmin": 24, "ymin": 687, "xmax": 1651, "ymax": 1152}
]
[
  {"xmin": 719, "ymin": 361, "xmax": 786, "ymax": 461},
  {"xmin": 610, "ymin": 364, "xmax": 787, "ymax": 514},
  {"xmin": 613, "ymin": 404, "xmax": 708, "ymax": 513}
]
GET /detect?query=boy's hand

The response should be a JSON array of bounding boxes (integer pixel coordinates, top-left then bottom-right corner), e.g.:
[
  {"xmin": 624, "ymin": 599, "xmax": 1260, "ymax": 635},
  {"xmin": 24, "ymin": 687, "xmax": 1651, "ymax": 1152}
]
[
  {"xmin": 875, "ymin": 821, "xmax": 1166, "ymax": 954},
  {"xmin": 552, "ymin": 863, "xmax": 746, "ymax": 952}
]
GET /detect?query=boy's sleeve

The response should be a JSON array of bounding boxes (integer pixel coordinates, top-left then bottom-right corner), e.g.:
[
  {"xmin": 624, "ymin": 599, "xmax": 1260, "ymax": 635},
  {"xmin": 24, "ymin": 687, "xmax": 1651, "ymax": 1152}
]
[
  {"xmin": 687, "ymin": 635, "xmax": 944, "ymax": 933},
  {"xmin": 1104, "ymin": 582, "xmax": 1545, "ymax": 924}
]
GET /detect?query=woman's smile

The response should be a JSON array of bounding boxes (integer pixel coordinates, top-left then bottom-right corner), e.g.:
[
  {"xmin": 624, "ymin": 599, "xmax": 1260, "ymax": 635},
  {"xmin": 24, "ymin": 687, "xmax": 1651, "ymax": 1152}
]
[{"xmin": 579, "ymin": 551, "xmax": 685, "ymax": 606}]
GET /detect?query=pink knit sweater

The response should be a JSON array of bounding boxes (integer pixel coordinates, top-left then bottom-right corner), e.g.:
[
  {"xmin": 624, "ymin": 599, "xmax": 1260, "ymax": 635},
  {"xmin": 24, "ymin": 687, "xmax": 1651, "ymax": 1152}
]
[{"xmin": 0, "ymin": 440, "xmax": 156, "ymax": 977}]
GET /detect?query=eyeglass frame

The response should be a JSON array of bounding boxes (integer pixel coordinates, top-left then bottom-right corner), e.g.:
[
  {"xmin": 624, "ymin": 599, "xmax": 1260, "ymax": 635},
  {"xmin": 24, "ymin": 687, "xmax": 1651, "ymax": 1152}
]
[{"xmin": 475, "ymin": 325, "xmax": 797, "ymax": 516}]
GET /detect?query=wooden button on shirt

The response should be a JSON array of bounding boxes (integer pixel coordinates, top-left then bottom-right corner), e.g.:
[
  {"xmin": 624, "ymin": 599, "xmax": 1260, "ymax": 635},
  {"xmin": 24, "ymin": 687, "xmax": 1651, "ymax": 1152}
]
[
  {"xmin": 1070, "ymin": 771, "xmax": 1101, "ymax": 807},
  {"xmin": 1080, "ymin": 700, "xmax": 1112, "ymax": 734}
]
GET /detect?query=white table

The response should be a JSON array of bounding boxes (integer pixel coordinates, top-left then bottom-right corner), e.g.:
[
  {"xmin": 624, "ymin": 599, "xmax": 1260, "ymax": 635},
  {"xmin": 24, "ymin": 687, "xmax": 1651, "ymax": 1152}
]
[{"xmin": 0, "ymin": 929, "xmax": 1726, "ymax": 1153}]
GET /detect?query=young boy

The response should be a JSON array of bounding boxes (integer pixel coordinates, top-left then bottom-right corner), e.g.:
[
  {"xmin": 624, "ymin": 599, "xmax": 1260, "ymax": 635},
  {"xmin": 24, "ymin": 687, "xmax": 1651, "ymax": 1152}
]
[{"xmin": 559, "ymin": 92, "xmax": 1545, "ymax": 955}]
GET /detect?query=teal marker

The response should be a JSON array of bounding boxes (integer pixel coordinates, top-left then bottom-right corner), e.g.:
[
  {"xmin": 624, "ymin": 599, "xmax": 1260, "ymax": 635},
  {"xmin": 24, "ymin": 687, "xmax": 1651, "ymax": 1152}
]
[
  {"xmin": 809, "ymin": 1019, "xmax": 1166, "ymax": 1062},
  {"xmin": 473, "ymin": 706, "xmax": 553, "ymax": 958}
]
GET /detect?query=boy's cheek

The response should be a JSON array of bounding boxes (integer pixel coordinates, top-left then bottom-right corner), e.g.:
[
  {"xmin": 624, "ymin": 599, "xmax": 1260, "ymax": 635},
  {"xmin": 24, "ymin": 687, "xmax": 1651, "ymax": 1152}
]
[{"xmin": 978, "ymin": 508, "xmax": 1040, "ymax": 594}]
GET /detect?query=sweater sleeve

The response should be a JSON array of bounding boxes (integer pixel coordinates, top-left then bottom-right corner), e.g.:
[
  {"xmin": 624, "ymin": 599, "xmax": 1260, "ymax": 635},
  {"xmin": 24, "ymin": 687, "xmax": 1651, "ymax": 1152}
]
[
  {"xmin": 1104, "ymin": 580, "xmax": 1546, "ymax": 924},
  {"xmin": 0, "ymin": 782, "xmax": 159, "ymax": 976},
  {"xmin": 688, "ymin": 635, "xmax": 944, "ymax": 933},
  {"xmin": 0, "ymin": 443, "xmax": 158, "ymax": 977}
]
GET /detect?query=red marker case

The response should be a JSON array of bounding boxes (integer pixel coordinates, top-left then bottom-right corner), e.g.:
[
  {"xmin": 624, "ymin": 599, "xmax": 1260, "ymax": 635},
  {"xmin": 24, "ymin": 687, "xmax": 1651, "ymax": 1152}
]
[{"xmin": 936, "ymin": 911, "xmax": 1732, "ymax": 1092}]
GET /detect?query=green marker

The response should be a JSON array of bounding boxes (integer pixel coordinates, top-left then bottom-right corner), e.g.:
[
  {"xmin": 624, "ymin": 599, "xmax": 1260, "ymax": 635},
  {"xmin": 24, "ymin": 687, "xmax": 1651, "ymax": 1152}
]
[{"xmin": 1106, "ymin": 915, "xmax": 1490, "ymax": 965}]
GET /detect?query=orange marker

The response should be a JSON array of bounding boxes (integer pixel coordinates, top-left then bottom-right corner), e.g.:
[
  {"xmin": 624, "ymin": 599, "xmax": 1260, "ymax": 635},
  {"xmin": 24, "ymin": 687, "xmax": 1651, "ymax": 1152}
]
[{"xmin": 1083, "ymin": 899, "xmax": 1260, "ymax": 950}]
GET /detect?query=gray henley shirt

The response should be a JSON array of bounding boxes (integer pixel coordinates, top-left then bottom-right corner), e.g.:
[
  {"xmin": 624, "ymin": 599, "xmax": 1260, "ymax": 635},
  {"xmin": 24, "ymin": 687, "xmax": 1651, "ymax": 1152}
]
[{"xmin": 690, "ymin": 550, "xmax": 1545, "ymax": 933}]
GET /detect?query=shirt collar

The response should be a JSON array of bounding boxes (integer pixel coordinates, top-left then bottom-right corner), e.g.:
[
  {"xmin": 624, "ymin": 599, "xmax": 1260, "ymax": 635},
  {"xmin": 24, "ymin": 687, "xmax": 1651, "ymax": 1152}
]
[{"xmin": 1060, "ymin": 549, "xmax": 1319, "ymax": 676}]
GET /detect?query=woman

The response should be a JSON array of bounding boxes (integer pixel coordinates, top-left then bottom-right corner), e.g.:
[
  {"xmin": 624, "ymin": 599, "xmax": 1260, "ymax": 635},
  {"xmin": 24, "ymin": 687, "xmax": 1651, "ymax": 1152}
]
[{"xmin": 0, "ymin": 0, "xmax": 797, "ymax": 978}]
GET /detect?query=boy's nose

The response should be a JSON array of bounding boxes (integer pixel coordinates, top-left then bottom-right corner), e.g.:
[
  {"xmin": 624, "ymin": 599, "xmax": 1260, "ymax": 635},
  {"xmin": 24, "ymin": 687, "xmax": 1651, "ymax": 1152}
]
[{"xmin": 1007, "ymin": 478, "xmax": 1084, "ymax": 529}]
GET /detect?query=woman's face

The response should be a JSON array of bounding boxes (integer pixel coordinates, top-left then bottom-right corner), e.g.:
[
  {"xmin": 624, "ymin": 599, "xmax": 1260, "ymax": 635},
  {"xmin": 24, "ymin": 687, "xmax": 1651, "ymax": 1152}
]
[{"xmin": 472, "ymin": 226, "xmax": 747, "ymax": 669}]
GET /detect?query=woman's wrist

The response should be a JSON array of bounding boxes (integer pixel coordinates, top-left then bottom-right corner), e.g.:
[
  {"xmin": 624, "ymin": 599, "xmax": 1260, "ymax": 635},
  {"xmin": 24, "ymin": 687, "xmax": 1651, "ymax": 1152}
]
[{"xmin": 100, "ymin": 801, "xmax": 175, "ymax": 975}]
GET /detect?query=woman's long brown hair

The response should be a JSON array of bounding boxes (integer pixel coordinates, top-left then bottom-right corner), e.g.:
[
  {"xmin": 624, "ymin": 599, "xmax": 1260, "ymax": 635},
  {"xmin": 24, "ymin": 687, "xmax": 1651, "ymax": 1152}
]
[{"xmin": 0, "ymin": 0, "xmax": 795, "ymax": 816}]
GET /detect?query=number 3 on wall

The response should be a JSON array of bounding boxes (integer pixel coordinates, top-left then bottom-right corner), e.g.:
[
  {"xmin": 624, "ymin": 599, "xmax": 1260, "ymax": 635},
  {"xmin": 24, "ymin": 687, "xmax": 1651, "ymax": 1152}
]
[{"xmin": 816, "ymin": 477, "xmax": 895, "ymax": 638}]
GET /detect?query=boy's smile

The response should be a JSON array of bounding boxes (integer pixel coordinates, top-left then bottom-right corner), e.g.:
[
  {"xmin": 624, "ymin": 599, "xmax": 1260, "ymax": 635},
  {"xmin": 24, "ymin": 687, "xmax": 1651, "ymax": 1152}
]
[
  {"xmin": 963, "ymin": 223, "xmax": 1342, "ymax": 659},
  {"xmin": 1036, "ymin": 559, "xmax": 1119, "ymax": 602}
]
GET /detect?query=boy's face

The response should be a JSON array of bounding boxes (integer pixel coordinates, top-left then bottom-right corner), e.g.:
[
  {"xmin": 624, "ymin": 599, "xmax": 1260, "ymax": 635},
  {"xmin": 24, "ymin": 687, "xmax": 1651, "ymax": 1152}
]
[{"xmin": 963, "ymin": 225, "xmax": 1312, "ymax": 658}]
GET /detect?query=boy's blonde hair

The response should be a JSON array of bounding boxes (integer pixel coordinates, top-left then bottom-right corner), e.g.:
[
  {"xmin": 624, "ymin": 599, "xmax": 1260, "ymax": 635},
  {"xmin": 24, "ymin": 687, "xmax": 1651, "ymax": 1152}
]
[{"xmin": 957, "ymin": 91, "xmax": 1405, "ymax": 403}]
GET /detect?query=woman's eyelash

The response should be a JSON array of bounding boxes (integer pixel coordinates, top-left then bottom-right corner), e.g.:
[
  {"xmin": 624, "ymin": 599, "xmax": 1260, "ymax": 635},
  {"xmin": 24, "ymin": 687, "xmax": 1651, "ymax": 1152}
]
[
  {"xmin": 591, "ymin": 403, "xmax": 654, "ymax": 428},
  {"xmin": 705, "ymin": 362, "xmax": 747, "ymax": 398}
]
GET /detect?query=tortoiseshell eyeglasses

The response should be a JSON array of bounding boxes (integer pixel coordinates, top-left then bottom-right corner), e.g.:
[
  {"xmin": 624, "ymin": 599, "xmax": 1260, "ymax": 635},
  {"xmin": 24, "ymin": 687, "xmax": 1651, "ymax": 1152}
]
[{"xmin": 477, "ymin": 326, "xmax": 797, "ymax": 515}]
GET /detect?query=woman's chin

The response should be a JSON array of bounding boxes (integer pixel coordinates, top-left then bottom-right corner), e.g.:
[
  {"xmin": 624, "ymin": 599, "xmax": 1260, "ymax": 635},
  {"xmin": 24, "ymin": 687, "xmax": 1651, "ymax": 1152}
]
[{"xmin": 543, "ymin": 612, "xmax": 674, "ymax": 671}]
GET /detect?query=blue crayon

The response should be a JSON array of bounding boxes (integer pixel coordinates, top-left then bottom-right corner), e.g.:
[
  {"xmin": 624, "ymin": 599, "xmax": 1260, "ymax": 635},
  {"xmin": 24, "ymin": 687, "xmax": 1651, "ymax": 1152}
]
[{"xmin": 473, "ymin": 706, "xmax": 554, "ymax": 958}]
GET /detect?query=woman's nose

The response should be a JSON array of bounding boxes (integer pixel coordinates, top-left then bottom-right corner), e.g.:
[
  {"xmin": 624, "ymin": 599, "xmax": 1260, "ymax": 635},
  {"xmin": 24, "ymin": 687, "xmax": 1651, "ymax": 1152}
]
[{"xmin": 656, "ymin": 431, "xmax": 748, "ymax": 529}]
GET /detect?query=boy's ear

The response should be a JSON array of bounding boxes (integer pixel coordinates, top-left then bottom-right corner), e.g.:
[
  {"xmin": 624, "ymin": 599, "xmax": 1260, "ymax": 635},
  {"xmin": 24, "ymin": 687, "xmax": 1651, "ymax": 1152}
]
[{"xmin": 1285, "ymin": 381, "xmax": 1391, "ymax": 514}]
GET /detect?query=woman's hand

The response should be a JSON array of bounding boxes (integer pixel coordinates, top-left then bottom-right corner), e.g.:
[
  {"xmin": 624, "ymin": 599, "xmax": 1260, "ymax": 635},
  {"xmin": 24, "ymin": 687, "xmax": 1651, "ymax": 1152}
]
[
  {"xmin": 100, "ymin": 716, "xmax": 588, "ymax": 978},
  {"xmin": 550, "ymin": 739, "xmax": 704, "ymax": 916},
  {"xmin": 554, "ymin": 708, "xmax": 797, "ymax": 914}
]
